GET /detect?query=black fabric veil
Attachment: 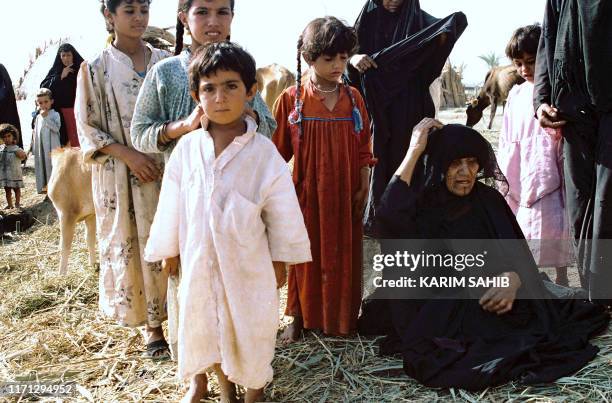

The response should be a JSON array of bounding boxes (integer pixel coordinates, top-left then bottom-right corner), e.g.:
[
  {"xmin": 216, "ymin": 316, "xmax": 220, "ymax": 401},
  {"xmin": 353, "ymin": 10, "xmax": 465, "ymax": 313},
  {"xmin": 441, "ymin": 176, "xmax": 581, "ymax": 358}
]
[
  {"xmin": 350, "ymin": 1, "xmax": 468, "ymax": 234},
  {"xmin": 40, "ymin": 43, "xmax": 84, "ymax": 109},
  {"xmin": 0, "ymin": 64, "xmax": 23, "ymax": 148},
  {"xmin": 359, "ymin": 124, "xmax": 610, "ymax": 391}
]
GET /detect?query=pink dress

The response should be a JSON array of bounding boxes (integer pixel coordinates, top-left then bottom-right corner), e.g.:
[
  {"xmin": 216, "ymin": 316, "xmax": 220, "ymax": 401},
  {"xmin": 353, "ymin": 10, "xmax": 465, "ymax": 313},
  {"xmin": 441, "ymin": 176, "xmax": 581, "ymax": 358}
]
[{"xmin": 498, "ymin": 82, "xmax": 572, "ymax": 267}]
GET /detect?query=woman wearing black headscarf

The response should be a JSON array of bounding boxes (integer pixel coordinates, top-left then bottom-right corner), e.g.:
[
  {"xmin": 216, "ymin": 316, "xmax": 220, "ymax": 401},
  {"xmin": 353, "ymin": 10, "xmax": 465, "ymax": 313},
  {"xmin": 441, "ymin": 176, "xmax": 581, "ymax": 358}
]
[
  {"xmin": 0, "ymin": 64, "xmax": 23, "ymax": 149},
  {"xmin": 348, "ymin": 1, "xmax": 467, "ymax": 235},
  {"xmin": 358, "ymin": 119, "xmax": 609, "ymax": 391},
  {"xmin": 41, "ymin": 43, "xmax": 84, "ymax": 147}
]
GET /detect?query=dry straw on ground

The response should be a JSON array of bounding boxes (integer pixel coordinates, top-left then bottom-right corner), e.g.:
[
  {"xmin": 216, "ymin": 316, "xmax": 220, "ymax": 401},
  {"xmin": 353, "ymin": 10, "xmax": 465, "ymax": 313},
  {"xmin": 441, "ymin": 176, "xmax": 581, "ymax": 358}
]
[{"xmin": 1, "ymin": 118, "xmax": 611, "ymax": 401}]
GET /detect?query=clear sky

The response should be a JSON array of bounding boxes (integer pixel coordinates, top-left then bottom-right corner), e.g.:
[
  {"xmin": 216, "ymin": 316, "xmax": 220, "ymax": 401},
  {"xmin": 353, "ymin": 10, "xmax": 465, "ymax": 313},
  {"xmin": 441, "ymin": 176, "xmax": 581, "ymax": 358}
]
[{"xmin": 1, "ymin": 0, "xmax": 546, "ymax": 86}]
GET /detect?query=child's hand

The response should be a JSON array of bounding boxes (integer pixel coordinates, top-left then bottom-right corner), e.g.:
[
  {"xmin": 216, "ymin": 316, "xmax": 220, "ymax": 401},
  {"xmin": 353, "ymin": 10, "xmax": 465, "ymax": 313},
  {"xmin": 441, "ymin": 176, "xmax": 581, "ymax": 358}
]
[
  {"xmin": 15, "ymin": 150, "xmax": 27, "ymax": 161},
  {"xmin": 40, "ymin": 110, "xmax": 49, "ymax": 117},
  {"xmin": 162, "ymin": 256, "xmax": 180, "ymax": 277},
  {"xmin": 122, "ymin": 148, "xmax": 162, "ymax": 183},
  {"xmin": 273, "ymin": 262, "xmax": 287, "ymax": 289}
]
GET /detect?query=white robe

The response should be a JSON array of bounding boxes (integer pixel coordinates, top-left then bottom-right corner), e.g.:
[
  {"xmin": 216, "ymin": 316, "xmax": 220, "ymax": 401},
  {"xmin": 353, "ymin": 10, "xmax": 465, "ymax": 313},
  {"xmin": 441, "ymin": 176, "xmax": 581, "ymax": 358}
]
[{"xmin": 145, "ymin": 117, "xmax": 311, "ymax": 388}]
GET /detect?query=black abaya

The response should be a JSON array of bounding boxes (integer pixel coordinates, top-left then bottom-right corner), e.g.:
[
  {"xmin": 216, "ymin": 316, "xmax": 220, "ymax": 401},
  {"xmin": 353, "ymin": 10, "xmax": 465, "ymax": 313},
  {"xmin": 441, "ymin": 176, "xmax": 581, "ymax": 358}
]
[
  {"xmin": 0, "ymin": 64, "xmax": 23, "ymax": 149},
  {"xmin": 349, "ymin": 1, "xmax": 467, "ymax": 234},
  {"xmin": 359, "ymin": 125, "xmax": 609, "ymax": 391}
]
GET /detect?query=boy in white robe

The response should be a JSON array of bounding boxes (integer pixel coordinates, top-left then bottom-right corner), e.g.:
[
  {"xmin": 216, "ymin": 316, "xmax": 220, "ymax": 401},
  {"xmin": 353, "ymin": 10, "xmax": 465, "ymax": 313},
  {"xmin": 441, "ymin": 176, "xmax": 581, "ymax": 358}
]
[{"xmin": 144, "ymin": 42, "xmax": 311, "ymax": 403}]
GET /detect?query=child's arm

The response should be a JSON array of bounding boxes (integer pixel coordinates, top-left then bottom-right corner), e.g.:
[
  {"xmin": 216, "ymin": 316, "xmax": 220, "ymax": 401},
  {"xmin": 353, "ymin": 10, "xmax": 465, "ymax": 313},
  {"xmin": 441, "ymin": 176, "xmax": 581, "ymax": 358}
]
[
  {"xmin": 15, "ymin": 148, "xmax": 27, "ymax": 161},
  {"xmin": 273, "ymin": 261, "xmax": 287, "ymax": 288},
  {"xmin": 44, "ymin": 111, "xmax": 61, "ymax": 133},
  {"xmin": 261, "ymin": 153, "xmax": 312, "ymax": 265},
  {"xmin": 144, "ymin": 143, "xmax": 183, "ymax": 263},
  {"xmin": 353, "ymin": 91, "xmax": 376, "ymax": 220},
  {"xmin": 271, "ymin": 90, "xmax": 295, "ymax": 162}
]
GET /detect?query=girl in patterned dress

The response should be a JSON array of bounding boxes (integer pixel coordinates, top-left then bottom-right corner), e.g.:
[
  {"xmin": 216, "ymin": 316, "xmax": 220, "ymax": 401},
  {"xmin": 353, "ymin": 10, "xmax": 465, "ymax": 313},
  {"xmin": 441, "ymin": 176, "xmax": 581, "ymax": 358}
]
[
  {"xmin": 0, "ymin": 124, "xmax": 26, "ymax": 209},
  {"xmin": 75, "ymin": 0, "xmax": 171, "ymax": 359}
]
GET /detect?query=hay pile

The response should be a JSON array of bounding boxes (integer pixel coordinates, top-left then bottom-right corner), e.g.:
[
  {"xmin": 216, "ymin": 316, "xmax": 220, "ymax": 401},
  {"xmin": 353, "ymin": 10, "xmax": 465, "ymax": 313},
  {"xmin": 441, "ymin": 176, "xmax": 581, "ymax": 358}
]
[{"xmin": 1, "ymin": 155, "xmax": 611, "ymax": 402}]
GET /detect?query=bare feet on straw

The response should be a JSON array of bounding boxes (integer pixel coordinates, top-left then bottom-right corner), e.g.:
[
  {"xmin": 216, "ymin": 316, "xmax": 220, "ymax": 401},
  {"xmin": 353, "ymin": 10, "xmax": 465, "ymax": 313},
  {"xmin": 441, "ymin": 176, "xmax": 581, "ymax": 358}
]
[
  {"xmin": 181, "ymin": 374, "xmax": 208, "ymax": 403},
  {"xmin": 279, "ymin": 316, "xmax": 303, "ymax": 345}
]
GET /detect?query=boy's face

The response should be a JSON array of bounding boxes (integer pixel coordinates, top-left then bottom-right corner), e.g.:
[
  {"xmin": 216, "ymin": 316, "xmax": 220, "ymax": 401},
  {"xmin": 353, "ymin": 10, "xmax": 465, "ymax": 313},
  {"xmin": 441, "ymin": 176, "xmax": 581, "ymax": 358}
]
[
  {"xmin": 512, "ymin": 52, "xmax": 536, "ymax": 83},
  {"xmin": 36, "ymin": 95, "xmax": 53, "ymax": 112},
  {"xmin": 309, "ymin": 52, "xmax": 349, "ymax": 84},
  {"xmin": 192, "ymin": 69, "xmax": 255, "ymax": 126}
]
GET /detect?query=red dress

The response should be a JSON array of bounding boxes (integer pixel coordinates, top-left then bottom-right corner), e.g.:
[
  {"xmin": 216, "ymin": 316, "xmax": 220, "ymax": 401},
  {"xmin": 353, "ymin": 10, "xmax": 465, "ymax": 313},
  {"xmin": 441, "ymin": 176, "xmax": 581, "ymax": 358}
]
[{"xmin": 273, "ymin": 81, "xmax": 374, "ymax": 335}]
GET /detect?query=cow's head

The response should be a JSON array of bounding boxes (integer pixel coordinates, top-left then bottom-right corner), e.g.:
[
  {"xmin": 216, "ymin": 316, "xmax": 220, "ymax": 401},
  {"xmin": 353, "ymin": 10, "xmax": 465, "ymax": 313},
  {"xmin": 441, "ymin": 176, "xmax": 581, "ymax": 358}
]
[{"xmin": 465, "ymin": 95, "xmax": 490, "ymax": 127}]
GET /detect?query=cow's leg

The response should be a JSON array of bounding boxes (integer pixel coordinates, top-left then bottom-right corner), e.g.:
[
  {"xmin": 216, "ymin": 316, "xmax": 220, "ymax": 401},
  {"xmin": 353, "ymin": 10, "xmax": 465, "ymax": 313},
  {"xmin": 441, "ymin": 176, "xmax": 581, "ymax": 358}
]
[
  {"xmin": 58, "ymin": 213, "xmax": 76, "ymax": 275},
  {"xmin": 84, "ymin": 215, "xmax": 97, "ymax": 269},
  {"xmin": 488, "ymin": 101, "xmax": 498, "ymax": 130}
]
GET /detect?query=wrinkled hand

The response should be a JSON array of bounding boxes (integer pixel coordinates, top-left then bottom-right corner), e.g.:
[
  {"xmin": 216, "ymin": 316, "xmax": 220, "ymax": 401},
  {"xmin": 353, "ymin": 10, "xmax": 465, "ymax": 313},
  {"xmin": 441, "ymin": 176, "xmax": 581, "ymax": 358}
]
[
  {"xmin": 350, "ymin": 54, "xmax": 378, "ymax": 74},
  {"xmin": 162, "ymin": 256, "xmax": 180, "ymax": 277},
  {"xmin": 123, "ymin": 148, "xmax": 162, "ymax": 183},
  {"xmin": 273, "ymin": 262, "xmax": 287, "ymax": 289},
  {"xmin": 408, "ymin": 117, "xmax": 444, "ymax": 155},
  {"xmin": 479, "ymin": 272, "xmax": 521, "ymax": 315},
  {"xmin": 537, "ymin": 103, "xmax": 567, "ymax": 129},
  {"xmin": 61, "ymin": 65, "xmax": 75, "ymax": 80}
]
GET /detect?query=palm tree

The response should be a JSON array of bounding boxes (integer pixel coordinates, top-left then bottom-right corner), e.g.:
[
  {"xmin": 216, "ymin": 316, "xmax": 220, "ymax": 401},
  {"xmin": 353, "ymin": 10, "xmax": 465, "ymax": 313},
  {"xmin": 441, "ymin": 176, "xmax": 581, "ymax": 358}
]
[{"xmin": 478, "ymin": 52, "xmax": 501, "ymax": 69}]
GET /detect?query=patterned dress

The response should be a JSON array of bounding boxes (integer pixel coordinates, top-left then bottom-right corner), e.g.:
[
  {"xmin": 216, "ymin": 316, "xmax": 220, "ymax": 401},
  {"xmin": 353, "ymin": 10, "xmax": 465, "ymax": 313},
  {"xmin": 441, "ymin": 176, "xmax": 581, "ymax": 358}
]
[
  {"xmin": 0, "ymin": 144, "xmax": 24, "ymax": 188},
  {"xmin": 75, "ymin": 43, "xmax": 170, "ymax": 327}
]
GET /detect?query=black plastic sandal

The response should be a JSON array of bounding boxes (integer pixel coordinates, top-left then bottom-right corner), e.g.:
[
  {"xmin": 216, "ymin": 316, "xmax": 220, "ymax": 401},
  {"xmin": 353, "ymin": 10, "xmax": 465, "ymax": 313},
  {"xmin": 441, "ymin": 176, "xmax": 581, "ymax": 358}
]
[{"xmin": 143, "ymin": 339, "xmax": 171, "ymax": 361}]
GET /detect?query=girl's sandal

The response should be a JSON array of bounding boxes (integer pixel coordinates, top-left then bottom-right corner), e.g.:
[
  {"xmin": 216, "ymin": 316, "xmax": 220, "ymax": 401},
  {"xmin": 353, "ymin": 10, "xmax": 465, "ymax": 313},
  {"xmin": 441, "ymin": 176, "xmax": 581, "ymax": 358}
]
[{"xmin": 143, "ymin": 339, "xmax": 171, "ymax": 361}]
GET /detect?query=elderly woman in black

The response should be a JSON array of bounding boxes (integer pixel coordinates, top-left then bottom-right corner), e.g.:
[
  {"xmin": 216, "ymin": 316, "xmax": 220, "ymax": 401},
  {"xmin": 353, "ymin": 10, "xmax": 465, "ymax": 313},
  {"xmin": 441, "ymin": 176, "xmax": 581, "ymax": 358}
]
[{"xmin": 359, "ymin": 119, "xmax": 609, "ymax": 391}]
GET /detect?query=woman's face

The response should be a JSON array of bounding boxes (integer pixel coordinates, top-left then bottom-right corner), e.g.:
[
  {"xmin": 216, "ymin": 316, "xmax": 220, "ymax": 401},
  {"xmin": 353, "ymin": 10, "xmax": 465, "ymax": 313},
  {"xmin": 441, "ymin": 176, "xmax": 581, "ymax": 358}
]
[
  {"xmin": 60, "ymin": 51, "xmax": 74, "ymax": 67},
  {"xmin": 106, "ymin": 0, "xmax": 150, "ymax": 40},
  {"xmin": 181, "ymin": 0, "xmax": 233, "ymax": 48},
  {"xmin": 445, "ymin": 157, "xmax": 479, "ymax": 196},
  {"xmin": 382, "ymin": 0, "xmax": 404, "ymax": 13}
]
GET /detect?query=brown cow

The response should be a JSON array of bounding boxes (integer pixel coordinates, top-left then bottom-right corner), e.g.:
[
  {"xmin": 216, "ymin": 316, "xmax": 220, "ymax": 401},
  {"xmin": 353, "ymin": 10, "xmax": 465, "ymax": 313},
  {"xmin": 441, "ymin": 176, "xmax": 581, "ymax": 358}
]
[
  {"xmin": 256, "ymin": 63, "xmax": 295, "ymax": 111},
  {"xmin": 466, "ymin": 65, "xmax": 524, "ymax": 129},
  {"xmin": 48, "ymin": 148, "xmax": 96, "ymax": 274}
]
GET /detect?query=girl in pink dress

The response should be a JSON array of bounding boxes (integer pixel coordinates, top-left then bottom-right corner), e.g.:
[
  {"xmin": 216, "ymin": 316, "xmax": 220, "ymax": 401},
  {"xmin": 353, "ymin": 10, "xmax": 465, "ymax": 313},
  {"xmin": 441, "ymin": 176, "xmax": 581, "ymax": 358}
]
[{"xmin": 498, "ymin": 24, "xmax": 572, "ymax": 285}]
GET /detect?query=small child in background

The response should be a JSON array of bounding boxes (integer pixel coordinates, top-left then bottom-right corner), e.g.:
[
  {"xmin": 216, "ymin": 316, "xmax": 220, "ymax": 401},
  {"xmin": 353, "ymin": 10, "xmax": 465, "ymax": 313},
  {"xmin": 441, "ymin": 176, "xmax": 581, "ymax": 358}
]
[
  {"xmin": 273, "ymin": 17, "xmax": 375, "ymax": 343},
  {"xmin": 498, "ymin": 24, "xmax": 572, "ymax": 286},
  {"xmin": 144, "ymin": 42, "xmax": 311, "ymax": 403},
  {"xmin": 0, "ymin": 124, "xmax": 26, "ymax": 209},
  {"xmin": 32, "ymin": 88, "xmax": 61, "ymax": 194}
]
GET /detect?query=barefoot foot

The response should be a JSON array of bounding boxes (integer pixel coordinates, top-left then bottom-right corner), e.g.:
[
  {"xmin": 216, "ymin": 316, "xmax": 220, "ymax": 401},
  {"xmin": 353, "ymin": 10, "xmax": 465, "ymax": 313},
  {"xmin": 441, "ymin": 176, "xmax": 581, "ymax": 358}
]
[
  {"xmin": 279, "ymin": 316, "xmax": 303, "ymax": 345},
  {"xmin": 245, "ymin": 387, "xmax": 264, "ymax": 403},
  {"xmin": 181, "ymin": 373, "xmax": 208, "ymax": 403}
]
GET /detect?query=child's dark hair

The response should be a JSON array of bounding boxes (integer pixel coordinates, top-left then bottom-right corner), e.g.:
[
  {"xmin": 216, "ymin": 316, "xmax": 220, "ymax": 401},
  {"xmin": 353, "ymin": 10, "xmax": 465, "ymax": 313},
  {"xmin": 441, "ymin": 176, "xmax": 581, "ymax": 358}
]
[
  {"xmin": 290, "ymin": 17, "xmax": 362, "ymax": 137},
  {"xmin": 100, "ymin": 0, "xmax": 152, "ymax": 33},
  {"xmin": 0, "ymin": 124, "xmax": 20, "ymax": 143},
  {"xmin": 175, "ymin": 0, "xmax": 236, "ymax": 55},
  {"xmin": 505, "ymin": 24, "xmax": 541, "ymax": 59},
  {"xmin": 36, "ymin": 88, "xmax": 53, "ymax": 100},
  {"xmin": 188, "ymin": 41, "xmax": 256, "ymax": 94}
]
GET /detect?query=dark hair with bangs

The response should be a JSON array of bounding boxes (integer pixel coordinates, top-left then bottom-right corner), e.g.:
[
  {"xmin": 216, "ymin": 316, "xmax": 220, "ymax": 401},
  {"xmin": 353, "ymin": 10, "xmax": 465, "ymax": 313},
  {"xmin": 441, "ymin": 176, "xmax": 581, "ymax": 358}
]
[
  {"xmin": 0, "ymin": 124, "xmax": 20, "ymax": 143},
  {"xmin": 505, "ymin": 24, "xmax": 541, "ymax": 59},
  {"xmin": 175, "ymin": 0, "xmax": 236, "ymax": 55},
  {"xmin": 188, "ymin": 41, "xmax": 256, "ymax": 93},
  {"xmin": 299, "ymin": 16, "xmax": 358, "ymax": 63},
  {"xmin": 100, "ymin": 0, "xmax": 152, "ymax": 33}
]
